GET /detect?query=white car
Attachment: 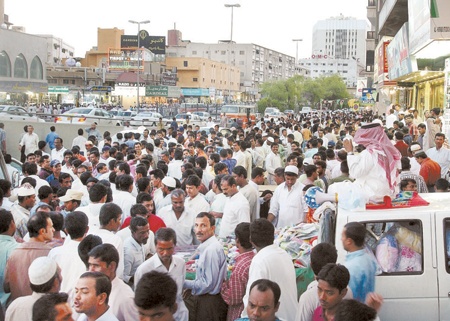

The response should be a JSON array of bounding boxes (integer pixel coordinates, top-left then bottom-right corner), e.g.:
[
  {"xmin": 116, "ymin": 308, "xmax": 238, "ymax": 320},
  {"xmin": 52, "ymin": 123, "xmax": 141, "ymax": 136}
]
[
  {"xmin": 130, "ymin": 112, "xmax": 167, "ymax": 126},
  {"xmin": 301, "ymin": 106, "xmax": 312, "ymax": 114},
  {"xmin": 55, "ymin": 107, "xmax": 115, "ymax": 125},
  {"xmin": 175, "ymin": 113, "xmax": 202, "ymax": 122},
  {"xmin": 0, "ymin": 105, "xmax": 45, "ymax": 122},
  {"xmin": 264, "ymin": 107, "xmax": 280, "ymax": 117},
  {"xmin": 192, "ymin": 111, "xmax": 211, "ymax": 121}
]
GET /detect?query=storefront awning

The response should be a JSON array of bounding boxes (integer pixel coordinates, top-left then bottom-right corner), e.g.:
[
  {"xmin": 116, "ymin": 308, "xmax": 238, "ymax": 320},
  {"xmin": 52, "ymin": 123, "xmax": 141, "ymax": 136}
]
[{"xmin": 392, "ymin": 70, "xmax": 444, "ymax": 83}]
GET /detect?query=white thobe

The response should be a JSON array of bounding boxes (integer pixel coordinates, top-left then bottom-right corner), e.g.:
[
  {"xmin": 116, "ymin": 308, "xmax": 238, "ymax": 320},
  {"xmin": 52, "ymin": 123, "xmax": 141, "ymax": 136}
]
[
  {"xmin": 269, "ymin": 181, "xmax": 306, "ymax": 227},
  {"xmin": 219, "ymin": 192, "xmax": 250, "ymax": 238}
]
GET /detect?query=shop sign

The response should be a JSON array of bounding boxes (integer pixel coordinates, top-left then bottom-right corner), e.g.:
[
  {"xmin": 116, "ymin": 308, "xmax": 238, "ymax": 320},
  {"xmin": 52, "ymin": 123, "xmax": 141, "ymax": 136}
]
[
  {"xmin": 121, "ymin": 31, "xmax": 166, "ymax": 55},
  {"xmin": 167, "ymin": 86, "xmax": 181, "ymax": 98},
  {"xmin": 48, "ymin": 86, "xmax": 69, "ymax": 93},
  {"xmin": 181, "ymin": 88, "xmax": 209, "ymax": 96},
  {"xmin": 161, "ymin": 73, "xmax": 177, "ymax": 86},
  {"xmin": 145, "ymin": 86, "xmax": 168, "ymax": 97},
  {"xmin": 0, "ymin": 80, "xmax": 48, "ymax": 93},
  {"xmin": 108, "ymin": 48, "xmax": 144, "ymax": 71}
]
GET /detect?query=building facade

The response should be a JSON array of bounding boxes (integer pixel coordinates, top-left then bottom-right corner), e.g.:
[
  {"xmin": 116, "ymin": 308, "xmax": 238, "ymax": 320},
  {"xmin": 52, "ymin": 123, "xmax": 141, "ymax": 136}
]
[
  {"xmin": 0, "ymin": 27, "xmax": 47, "ymax": 104},
  {"xmin": 166, "ymin": 31, "xmax": 296, "ymax": 102},
  {"xmin": 37, "ymin": 35, "xmax": 75, "ymax": 67}
]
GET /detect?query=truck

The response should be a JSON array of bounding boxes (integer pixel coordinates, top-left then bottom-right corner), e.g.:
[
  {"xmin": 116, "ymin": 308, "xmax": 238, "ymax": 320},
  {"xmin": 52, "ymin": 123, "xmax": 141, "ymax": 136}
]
[{"xmin": 334, "ymin": 193, "xmax": 450, "ymax": 321}]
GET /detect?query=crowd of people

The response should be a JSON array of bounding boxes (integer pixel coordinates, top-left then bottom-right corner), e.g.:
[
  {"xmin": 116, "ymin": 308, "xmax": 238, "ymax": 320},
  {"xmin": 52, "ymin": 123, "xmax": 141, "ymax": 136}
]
[{"xmin": 0, "ymin": 104, "xmax": 446, "ymax": 321}]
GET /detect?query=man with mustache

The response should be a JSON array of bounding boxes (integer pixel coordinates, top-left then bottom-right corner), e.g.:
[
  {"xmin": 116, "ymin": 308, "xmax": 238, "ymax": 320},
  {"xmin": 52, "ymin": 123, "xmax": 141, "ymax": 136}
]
[{"xmin": 183, "ymin": 212, "xmax": 228, "ymax": 321}]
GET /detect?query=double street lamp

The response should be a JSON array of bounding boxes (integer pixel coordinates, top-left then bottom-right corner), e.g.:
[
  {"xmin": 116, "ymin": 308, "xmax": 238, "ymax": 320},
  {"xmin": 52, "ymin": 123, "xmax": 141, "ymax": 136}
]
[
  {"xmin": 224, "ymin": 4, "xmax": 240, "ymax": 103},
  {"xmin": 129, "ymin": 19, "xmax": 150, "ymax": 111}
]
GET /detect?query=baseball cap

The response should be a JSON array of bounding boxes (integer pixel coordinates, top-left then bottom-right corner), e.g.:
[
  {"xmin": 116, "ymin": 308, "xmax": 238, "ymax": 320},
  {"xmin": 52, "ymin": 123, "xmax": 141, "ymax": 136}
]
[
  {"xmin": 178, "ymin": 126, "xmax": 184, "ymax": 132},
  {"xmin": 50, "ymin": 159, "xmax": 61, "ymax": 167},
  {"xmin": 60, "ymin": 189, "xmax": 83, "ymax": 202},
  {"xmin": 28, "ymin": 257, "xmax": 58, "ymax": 286}
]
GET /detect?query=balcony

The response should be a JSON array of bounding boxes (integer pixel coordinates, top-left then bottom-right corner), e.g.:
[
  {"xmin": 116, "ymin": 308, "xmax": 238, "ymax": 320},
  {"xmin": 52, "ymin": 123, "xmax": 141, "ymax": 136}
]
[
  {"xmin": 367, "ymin": 0, "xmax": 377, "ymax": 26},
  {"xmin": 378, "ymin": 0, "xmax": 408, "ymax": 37}
]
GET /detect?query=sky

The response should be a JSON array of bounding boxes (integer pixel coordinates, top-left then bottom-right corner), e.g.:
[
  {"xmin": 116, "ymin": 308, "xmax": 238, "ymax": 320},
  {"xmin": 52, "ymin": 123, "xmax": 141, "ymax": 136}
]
[{"xmin": 5, "ymin": 0, "xmax": 367, "ymax": 59}]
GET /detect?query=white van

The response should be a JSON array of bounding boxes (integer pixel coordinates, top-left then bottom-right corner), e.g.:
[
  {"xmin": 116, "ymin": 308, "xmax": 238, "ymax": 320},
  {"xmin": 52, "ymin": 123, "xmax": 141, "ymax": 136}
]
[
  {"xmin": 264, "ymin": 107, "xmax": 280, "ymax": 117},
  {"xmin": 334, "ymin": 193, "xmax": 450, "ymax": 321}
]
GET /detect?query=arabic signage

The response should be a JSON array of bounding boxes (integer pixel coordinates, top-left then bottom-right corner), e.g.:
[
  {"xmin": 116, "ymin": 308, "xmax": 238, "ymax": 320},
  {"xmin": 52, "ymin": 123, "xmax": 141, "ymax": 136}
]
[
  {"xmin": 48, "ymin": 86, "xmax": 69, "ymax": 93},
  {"xmin": 0, "ymin": 80, "xmax": 48, "ymax": 93},
  {"xmin": 89, "ymin": 86, "xmax": 112, "ymax": 93},
  {"xmin": 108, "ymin": 48, "xmax": 144, "ymax": 71},
  {"xmin": 161, "ymin": 73, "xmax": 177, "ymax": 86},
  {"xmin": 145, "ymin": 86, "xmax": 181, "ymax": 98},
  {"xmin": 181, "ymin": 88, "xmax": 210, "ymax": 96},
  {"xmin": 121, "ymin": 30, "xmax": 166, "ymax": 55}
]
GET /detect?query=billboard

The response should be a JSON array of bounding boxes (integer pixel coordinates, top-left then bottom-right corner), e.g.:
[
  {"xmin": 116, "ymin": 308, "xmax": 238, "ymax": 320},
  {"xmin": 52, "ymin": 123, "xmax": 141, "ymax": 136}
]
[
  {"xmin": 387, "ymin": 23, "xmax": 417, "ymax": 80},
  {"xmin": 108, "ymin": 48, "xmax": 144, "ymax": 71},
  {"xmin": 430, "ymin": 0, "xmax": 450, "ymax": 39},
  {"xmin": 121, "ymin": 30, "xmax": 166, "ymax": 55}
]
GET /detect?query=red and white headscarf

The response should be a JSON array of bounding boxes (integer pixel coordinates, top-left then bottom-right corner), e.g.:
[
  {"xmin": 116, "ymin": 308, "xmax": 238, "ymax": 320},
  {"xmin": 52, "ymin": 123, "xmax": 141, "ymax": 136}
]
[{"xmin": 354, "ymin": 123, "xmax": 401, "ymax": 192}]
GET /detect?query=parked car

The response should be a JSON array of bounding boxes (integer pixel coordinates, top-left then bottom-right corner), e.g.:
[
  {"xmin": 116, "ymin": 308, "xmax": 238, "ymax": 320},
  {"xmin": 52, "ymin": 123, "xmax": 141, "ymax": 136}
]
[
  {"xmin": 55, "ymin": 107, "xmax": 115, "ymax": 125},
  {"xmin": 175, "ymin": 113, "xmax": 202, "ymax": 122},
  {"xmin": 0, "ymin": 105, "xmax": 45, "ymax": 123},
  {"xmin": 264, "ymin": 107, "xmax": 280, "ymax": 117},
  {"xmin": 130, "ymin": 112, "xmax": 166, "ymax": 126},
  {"xmin": 192, "ymin": 111, "xmax": 211, "ymax": 121},
  {"xmin": 284, "ymin": 109, "xmax": 294, "ymax": 115},
  {"xmin": 300, "ymin": 106, "xmax": 312, "ymax": 114}
]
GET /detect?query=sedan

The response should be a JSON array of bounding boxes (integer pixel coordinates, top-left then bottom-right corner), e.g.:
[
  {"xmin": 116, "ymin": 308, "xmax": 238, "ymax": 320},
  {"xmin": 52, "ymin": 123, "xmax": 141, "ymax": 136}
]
[
  {"xmin": 55, "ymin": 107, "xmax": 115, "ymax": 125},
  {"xmin": 0, "ymin": 105, "xmax": 45, "ymax": 122},
  {"xmin": 130, "ymin": 112, "xmax": 166, "ymax": 126}
]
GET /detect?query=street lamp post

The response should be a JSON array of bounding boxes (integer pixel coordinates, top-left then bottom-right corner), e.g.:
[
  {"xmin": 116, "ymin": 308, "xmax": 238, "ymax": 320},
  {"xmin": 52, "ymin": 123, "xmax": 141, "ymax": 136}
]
[
  {"xmin": 292, "ymin": 38, "xmax": 303, "ymax": 66},
  {"xmin": 129, "ymin": 19, "xmax": 150, "ymax": 112},
  {"xmin": 224, "ymin": 4, "xmax": 240, "ymax": 103}
]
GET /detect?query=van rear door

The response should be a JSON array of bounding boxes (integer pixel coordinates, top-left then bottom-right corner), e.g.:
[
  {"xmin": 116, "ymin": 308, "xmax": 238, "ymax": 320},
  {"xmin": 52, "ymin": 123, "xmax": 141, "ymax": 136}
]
[
  {"xmin": 342, "ymin": 210, "xmax": 438, "ymax": 321},
  {"xmin": 435, "ymin": 213, "xmax": 450, "ymax": 320}
]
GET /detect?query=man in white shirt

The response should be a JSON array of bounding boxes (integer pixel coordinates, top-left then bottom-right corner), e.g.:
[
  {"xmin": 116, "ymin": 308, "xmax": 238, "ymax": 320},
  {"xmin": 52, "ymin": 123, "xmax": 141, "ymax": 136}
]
[
  {"xmin": 184, "ymin": 175, "xmax": 210, "ymax": 214},
  {"xmin": 167, "ymin": 149, "xmax": 184, "ymax": 180},
  {"xmin": 232, "ymin": 166, "xmax": 258, "ymax": 222},
  {"xmin": 112, "ymin": 174, "xmax": 136, "ymax": 223},
  {"xmin": 77, "ymin": 183, "xmax": 108, "ymax": 229},
  {"xmin": 50, "ymin": 137, "xmax": 67, "ymax": 162},
  {"xmin": 265, "ymin": 142, "xmax": 282, "ymax": 185},
  {"xmin": 386, "ymin": 108, "xmax": 397, "ymax": 129},
  {"xmin": 87, "ymin": 244, "xmax": 139, "ymax": 321},
  {"xmin": 89, "ymin": 203, "xmax": 125, "ymax": 280},
  {"xmin": 72, "ymin": 128, "xmax": 87, "ymax": 154},
  {"xmin": 241, "ymin": 219, "xmax": 297, "ymax": 320},
  {"xmin": 218, "ymin": 175, "xmax": 250, "ymax": 238},
  {"xmin": 19, "ymin": 125, "xmax": 39, "ymax": 156},
  {"xmin": 426, "ymin": 132, "xmax": 450, "ymax": 178},
  {"xmin": 134, "ymin": 227, "xmax": 189, "ymax": 321},
  {"xmin": 232, "ymin": 141, "xmax": 245, "ymax": 167},
  {"xmin": 158, "ymin": 189, "xmax": 196, "ymax": 246},
  {"xmin": 48, "ymin": 211, "xmax": 89, "ymax": 293},
  {"xmin": 268, "ymin": 165, "xmax": 306, "ymax": 227}
]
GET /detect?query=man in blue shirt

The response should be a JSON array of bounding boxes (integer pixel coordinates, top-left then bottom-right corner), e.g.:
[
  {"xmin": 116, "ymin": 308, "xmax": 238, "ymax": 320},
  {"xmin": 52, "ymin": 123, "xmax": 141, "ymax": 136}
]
[
  {"xmin": 184, "ymin": 212, "xmax": 228, "ymax": 321},
  {"xmin": 342, "ymin": 222, "xmax": 377, "ymax": 302},
  {"xmin": 0, "ymin": 209, "xmax": 18, "ymax": 310},
  {"xmin": 45, "ymin": 126, "xmax": 59, "ymax": 150}
]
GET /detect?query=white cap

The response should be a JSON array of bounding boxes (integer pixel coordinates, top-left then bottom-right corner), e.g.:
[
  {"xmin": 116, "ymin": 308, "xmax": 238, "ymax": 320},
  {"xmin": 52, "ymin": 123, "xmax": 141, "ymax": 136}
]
[
  {"xmin": 267, "ymin": 137, "xmax": 274, "ymax": 143},
  {"xmin": 262, "ymin": 133, "xmax": 268, "ymax": 137},
  {"xmin": 60, "ymin": 190, "xmax": 83, "ymax": 202},
  {"xmin": 16, "ymin": 183, "xmax": 35, "ymax": 197},
  {"xmin": 28, "ymin": 257, "xmax": 58, "ymax": 285},
  {"xmin": 410, "ymin": 144, "xmax": 422, "ymax": 153},
  {"xmin": 162, "ymin": 176, "xmax": 176, "ymax": 188},
  {"xmin": 284, "ymin": 165, "xmax": 299, "ymax": 175}
]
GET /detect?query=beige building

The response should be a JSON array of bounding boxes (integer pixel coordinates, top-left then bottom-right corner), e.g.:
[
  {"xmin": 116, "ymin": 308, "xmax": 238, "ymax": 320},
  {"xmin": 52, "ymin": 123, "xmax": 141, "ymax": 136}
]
[
  {"xmin": 165, "ymin": 57, "xmax": 239, "ymax": 103},
  {"xmin": 82, "ymin": 27, "xmax": 124, "ymax": 68}
]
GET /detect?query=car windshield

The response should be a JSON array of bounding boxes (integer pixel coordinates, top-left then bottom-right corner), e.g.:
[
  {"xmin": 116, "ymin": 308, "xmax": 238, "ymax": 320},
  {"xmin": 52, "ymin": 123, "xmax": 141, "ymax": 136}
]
[
  {"xmin": 176, "ymin": 114, "xmax": 186, "ymax": 119},
  {"xmin": 136, "ymin": 113, "xmax": 153, "ymax": 117},
  {"xmin": 65, "ymin": 108, "xmax": 91, "ymax": 115},
  {"xmin": 0, "ymin": 107, "xmax": 5, "ymax": 112}
]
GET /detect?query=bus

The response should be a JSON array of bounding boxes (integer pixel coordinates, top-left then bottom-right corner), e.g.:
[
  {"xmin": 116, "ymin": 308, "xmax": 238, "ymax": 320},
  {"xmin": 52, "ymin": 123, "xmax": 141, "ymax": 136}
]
[{"xmin": 220, "ymin": 104, "xmax": 257, "ymax": 127}]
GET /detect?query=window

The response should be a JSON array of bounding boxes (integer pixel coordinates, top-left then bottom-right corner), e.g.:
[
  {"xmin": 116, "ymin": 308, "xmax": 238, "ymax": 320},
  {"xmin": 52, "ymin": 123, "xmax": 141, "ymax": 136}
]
[
  {"xmin": 361, "ymin": 220, "xmax": 423, "ymax": 275},
  {"xmin": 30, "ymin": 56, "xmax": 43, "ymax": 79},
  {"xmin": 192, "ymin": 51, "xmax": 197, "ymax": 55},
  {"xmin": 0, "ymin": 51, "xmax": 11, "ymax": 77},
  {"xmin": 221, "ymin": 51, "xmax": 226, "ymax": 55},
  {"xmin": 48, "ymin": 79, "xmax": 57, "ymax": 84},
  {"xmin": 183, "ymin": 61, "xmax": 188, "ymax": 67},
  {"xmin": 240, "ymin": 51, "xmax": 245, "ymax": 55},
  {"xmin": 14, "ymin": 54, "xmax": 27, "ymax": 78},
  {"xmin": 63, "ymin": 79, "xmax": 69, "ymax": 84},
  {"xmin": 193, "ymin": 78, "xmax": 198, "ymax": 82}
]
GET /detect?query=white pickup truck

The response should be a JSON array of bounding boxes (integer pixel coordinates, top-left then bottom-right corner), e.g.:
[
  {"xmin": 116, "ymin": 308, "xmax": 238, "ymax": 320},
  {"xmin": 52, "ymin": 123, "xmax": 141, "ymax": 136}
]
[{"xmin": 334, "ymin": 193, "xmax": 450, "ymax": 321}]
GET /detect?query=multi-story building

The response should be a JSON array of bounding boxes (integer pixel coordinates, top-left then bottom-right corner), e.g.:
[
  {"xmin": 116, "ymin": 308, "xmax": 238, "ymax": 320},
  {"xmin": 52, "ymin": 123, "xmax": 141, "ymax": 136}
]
[
  {"xmin": 370, "ymin": 0, "xmax": 450, "ymax": 115},
  {"xmin": 312, "ymin": 15, "xmax": 368, "ymax": 66},
  {"xmin": 166, "ymin": 28, "xmax": 296, "ymax": 102},
  {"xmin": 37, "ymin": 35, "xmax": 75, "ymax": 67},
  {"xmin": 307, "ymin": 15, "xmax": 369, "ymax": 94}
]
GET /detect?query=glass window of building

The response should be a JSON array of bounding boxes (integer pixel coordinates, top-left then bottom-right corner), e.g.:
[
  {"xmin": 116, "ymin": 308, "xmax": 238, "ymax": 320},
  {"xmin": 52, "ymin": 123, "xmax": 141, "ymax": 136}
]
[
  {"xmin": 14, "ymin": 54, "xmax": 28, "ymax": 78},
  {"xmin": 0, "ymin": 51, "xmax": 11, "ymax": 77},
  {"xmin": 30, "ymin": 56, "xmax": 43, "ymax": 79}
]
